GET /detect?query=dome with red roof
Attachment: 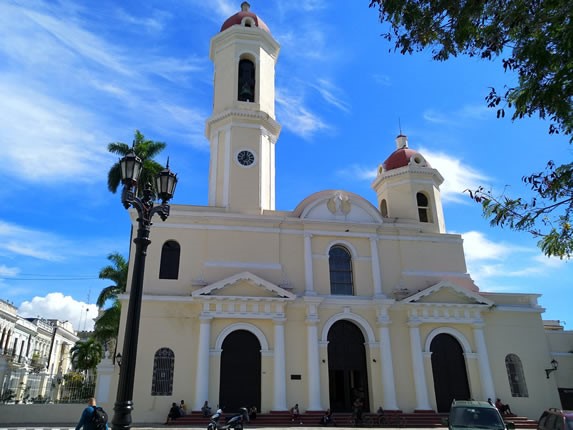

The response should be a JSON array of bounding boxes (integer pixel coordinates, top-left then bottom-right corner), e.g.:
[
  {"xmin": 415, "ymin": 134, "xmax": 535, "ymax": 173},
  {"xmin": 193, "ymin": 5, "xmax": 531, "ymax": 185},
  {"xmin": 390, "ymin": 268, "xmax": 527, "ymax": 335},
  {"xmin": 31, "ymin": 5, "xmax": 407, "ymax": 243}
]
[
  {"xmin": 221, "ymin": 2, "xmax": 270, "ymax": 34},
  {"xmin": 382, "ymin": 135, "xmax": 430, "ymax": 172}
]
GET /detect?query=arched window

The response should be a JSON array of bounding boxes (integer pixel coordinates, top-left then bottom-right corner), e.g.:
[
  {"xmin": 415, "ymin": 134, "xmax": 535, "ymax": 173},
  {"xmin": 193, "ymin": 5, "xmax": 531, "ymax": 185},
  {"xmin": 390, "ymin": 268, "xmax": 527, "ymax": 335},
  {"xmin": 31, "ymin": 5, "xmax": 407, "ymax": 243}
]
[
  {"xmin": 380, "ymin": 199, "xmax": 388, "ymax": 217},
  {"xmin": 151, "ymin": 348, "xmax": 174, "ymax": 396},
  {"xmin": 159, "ymin": 240, "xmax": 180, "ymax": 280},
  {"xmin": 238, "ymin": 59, "xmax": 255, "ymax": 102},
  {"xmin": 329, "ymin": 245, "xmax": 354, "ymax": 295},
  {"xmin": 505, "ymin": 353, "xmax": 528, "ymax": 397},
  {"xmin": 417, "ymin": 192, "xmax": 430, "ymax": 223}
]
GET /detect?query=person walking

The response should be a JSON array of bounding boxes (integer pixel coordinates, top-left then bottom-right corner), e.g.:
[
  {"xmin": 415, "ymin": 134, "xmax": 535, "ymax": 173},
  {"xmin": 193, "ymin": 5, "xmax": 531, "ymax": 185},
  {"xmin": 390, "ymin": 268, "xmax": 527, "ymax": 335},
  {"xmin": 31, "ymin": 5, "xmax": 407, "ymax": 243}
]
[{"xmin": 75, "ymin": 397, "xmax": 108, "ymax": 430}]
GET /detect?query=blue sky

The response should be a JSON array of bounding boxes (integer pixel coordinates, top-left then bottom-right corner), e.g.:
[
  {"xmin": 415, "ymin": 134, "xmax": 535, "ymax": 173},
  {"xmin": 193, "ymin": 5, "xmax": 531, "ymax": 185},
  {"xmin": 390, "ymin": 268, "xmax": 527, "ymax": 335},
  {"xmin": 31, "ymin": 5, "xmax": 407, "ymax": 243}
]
[{"xmin": 1, "ymin": 0, "xmax": 571, "ymax": 332}]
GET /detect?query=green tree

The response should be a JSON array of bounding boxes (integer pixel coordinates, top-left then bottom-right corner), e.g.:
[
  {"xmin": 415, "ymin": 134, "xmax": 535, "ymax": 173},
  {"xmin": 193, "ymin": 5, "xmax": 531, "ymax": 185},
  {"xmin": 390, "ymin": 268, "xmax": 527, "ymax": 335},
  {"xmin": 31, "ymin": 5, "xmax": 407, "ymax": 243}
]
[
  {"xmin": 468, "ymin": 161, "xmax": 573, "ymax": 258},
  {"xmin": 369, "ymin": 0, "xmax": 573, "ymax": 138},
  {"xmin": 369, "ymin": 0, "xmax": 573, "ymax": 257},
  {"xmin": 107, "ymin": 129, "xmax": 167, "ymax": 196},
  {"xmin": 93, "ymin": 253, "xmax": 127, "ymax": 346},
  {"xmin": 70, "ymin": 337, "xmax": 103, "ymax": 379}
]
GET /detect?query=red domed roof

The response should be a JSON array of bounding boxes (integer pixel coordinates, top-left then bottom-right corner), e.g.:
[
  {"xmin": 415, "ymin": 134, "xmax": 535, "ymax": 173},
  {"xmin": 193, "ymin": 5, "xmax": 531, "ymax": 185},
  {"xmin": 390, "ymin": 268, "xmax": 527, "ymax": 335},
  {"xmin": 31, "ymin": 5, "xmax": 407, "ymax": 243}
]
[
  {"xmin": 221, "ymin": 2, "xmax": 270, "ymax": 33},
  {"xmin": 382, "ymin": 135, "xmax": 430, "ymax": 171},
  {"xmin": 383, "ymin": 148, "xmax": 422, "ymax": 171}
]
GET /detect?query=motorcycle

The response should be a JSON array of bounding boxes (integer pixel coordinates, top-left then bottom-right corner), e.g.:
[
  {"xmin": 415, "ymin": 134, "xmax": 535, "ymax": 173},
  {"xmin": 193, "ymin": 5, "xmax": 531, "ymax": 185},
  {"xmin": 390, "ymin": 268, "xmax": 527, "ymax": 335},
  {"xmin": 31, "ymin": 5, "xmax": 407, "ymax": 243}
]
[{"xmin": 207, "ymin": 407, "xmax": 249, "ymax": 430}]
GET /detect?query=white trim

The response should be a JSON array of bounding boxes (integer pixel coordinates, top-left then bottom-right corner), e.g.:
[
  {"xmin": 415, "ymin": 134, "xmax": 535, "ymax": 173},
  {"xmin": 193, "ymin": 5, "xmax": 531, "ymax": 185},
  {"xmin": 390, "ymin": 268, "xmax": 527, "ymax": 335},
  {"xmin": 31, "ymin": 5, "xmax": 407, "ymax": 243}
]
[
  {"xmin": 423, "ymin": 327, "xmax": 472, "ymax": 354},
  {"xmin": 324, "ymin": 239, "xmax": 359, "ymax": 258},
  {"xmin": 320, "ymin": 311, "xmax": 376, "ymax": 344},
  {"xmin": 214, "ymin": 322, "xmax": 270, "ymax": 351},
  {"xmin": 204, "ymin": 260, "xmax": 282, "ymax": 270}
]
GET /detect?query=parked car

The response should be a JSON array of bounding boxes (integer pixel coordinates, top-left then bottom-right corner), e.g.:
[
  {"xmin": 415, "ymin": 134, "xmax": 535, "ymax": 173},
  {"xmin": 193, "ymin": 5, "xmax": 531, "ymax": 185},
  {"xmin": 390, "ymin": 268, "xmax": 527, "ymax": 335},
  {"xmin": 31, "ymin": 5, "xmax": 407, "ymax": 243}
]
[
  {"xmin": 443, "ymin": 400, "xmax": 515, "ymax": 430},
  {"xmin": 537, "ymin": 408, "xmax": 573, "ymax": 430}
]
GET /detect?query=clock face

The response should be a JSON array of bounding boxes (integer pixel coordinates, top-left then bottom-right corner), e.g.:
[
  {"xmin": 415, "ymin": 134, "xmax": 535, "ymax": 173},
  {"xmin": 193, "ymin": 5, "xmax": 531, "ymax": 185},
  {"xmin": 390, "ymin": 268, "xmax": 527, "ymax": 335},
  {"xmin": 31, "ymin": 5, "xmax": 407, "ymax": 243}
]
[{"xmin": 237, "ymin": 150, "xmax": 255, "ymax": 166}]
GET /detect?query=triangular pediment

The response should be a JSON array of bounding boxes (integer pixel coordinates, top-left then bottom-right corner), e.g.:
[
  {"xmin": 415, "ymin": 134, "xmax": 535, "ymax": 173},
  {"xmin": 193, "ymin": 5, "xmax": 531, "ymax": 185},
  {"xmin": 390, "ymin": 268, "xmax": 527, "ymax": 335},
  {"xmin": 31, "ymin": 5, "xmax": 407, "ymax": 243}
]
[
  {"xmin": 192, "ymin": 271, "xmax": 296, "ymax": 300},
  {"xmin": 401, "ymin": 281, "xmax": 493, "ymax": 306}
]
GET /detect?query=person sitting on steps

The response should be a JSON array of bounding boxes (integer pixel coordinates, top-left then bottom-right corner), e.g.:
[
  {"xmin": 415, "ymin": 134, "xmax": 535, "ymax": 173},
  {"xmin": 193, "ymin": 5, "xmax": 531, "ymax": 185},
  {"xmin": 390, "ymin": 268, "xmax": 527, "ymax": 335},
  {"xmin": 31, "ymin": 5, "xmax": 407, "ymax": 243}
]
[
  {"xmin": 495, "ymin": 398, "xmax": 513, "ymax": 416},
  {"xmin": 165, "ymin": 402, "xmax": 182, "ymax": 424},
  {"xmin": 290, "ymin": 403, "xmax": 303, "ymax": 424}
]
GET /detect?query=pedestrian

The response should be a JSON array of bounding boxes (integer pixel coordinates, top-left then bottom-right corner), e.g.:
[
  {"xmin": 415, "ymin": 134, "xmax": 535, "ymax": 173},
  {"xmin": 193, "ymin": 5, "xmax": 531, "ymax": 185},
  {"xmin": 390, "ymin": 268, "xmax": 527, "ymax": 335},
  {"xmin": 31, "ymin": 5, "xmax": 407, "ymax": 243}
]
[
  {"xmin": 75, "ymin": 397, "xmax": 108, "ymax": 430},
  {"xmin": 165, "ymin": 402, "xmax": 182, "ymax": 424},
  {"xmin": 179, "ymin": 400, "xmax": 187, "ymax": 416}
]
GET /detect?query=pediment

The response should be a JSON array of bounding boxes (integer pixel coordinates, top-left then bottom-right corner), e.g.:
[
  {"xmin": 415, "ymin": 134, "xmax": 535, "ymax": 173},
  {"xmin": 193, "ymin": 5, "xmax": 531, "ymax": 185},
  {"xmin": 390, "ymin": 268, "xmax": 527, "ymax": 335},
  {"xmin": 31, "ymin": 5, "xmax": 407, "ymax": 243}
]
[
  {"xmin": 292, "ymin": 190, "xmax": 383, "ymax": 223},
  {"xmin": 192, "ymin": 271, "xmax": 296, "ymax": 300},
  {"xmin": 401, "ymin": 281, "xmax": 493, "ymax": 306}
]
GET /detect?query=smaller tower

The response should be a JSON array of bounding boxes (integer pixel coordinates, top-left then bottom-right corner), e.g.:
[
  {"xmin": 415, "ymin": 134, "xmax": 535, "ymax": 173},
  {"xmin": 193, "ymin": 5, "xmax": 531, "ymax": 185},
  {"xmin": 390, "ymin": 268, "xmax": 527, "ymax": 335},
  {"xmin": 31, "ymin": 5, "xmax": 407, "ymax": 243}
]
[{"xmin": 371, "ymin": 135, "xmax": 446, "ymax": 233}]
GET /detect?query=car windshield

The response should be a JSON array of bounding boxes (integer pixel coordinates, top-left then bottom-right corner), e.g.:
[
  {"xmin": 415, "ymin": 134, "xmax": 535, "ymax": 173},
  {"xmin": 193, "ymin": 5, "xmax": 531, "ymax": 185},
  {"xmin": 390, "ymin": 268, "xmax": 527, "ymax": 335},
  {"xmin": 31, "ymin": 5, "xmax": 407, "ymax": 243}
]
[
  {"xmin": 451, "ymin": 407, "xmax": 505, "ymax": 429},
  {"xmin": 566, "ymin": 417, "xmax": 573, "ymax": 430}
]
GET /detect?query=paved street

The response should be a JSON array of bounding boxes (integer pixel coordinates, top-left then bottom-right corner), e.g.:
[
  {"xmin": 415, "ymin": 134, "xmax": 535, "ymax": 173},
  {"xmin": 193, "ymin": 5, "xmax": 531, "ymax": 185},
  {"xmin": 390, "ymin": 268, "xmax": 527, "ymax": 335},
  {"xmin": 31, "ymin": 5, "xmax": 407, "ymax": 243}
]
[{"xmin": 0, "ymin": 427, "xmax": 433, "ymax": 430}]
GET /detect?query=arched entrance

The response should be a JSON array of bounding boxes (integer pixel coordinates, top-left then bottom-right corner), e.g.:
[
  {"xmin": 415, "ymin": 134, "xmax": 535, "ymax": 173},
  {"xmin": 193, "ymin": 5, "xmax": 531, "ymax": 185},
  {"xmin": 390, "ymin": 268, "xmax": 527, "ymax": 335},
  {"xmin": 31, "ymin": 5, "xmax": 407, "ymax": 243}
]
[
  {"xmin": 219, "ymin": 329, "xmax": 261, "ymax": 413},
  {"xmin": 430, "ymin": 333, "xmax": 470, "ymax": 412},
  {"xmin": 327, "ymin": 320, "xmax": 369, "ymax": 412}
]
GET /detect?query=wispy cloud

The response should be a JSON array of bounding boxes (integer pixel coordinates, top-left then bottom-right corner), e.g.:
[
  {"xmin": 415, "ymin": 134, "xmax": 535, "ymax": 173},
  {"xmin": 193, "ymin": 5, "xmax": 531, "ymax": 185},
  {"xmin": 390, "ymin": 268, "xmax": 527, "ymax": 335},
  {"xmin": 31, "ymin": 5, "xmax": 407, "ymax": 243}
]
[
  {"xmin": 423, "ymin": 104, "xmax": 491, "ymax": 125},
  {"xmin": 0, "ymin": 265, "xmax": 20, "ymax": 277},
  {"xmin": 420, "ymin": 148, "xmax": 490, "ymax": 203},
  {"xmin": 310, "ymin": 79, "xmax": 350, "ymax": 113},
  {"xmin": 459, "ymin": 230, "xmax": 565, "ymax": 289},
  {"xmin": 372, "ymin": 73, "xmax": 392, "ymax": 87},
  {"xmin": 0, "ymin": 221, "xmax": 67, "ymax": 262},
  {"xmin": 276, "ymin": 89, "xmax": 329, "ymax": 138},
  {"xmin": 0, "ymin": 1, "xmax": 207, "ymax": 183}
]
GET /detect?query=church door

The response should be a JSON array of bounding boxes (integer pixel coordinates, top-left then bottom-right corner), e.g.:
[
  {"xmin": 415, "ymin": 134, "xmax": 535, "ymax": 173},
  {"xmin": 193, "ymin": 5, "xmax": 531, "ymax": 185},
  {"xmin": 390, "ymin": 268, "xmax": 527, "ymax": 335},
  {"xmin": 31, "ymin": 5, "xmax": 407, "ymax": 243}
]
[
  {"xmin": 219, "ymin": 329, "xmax": 261, "ymax": 413},
  {"xmin": 327, "ymin": 320, "xmax": 370, "ymax": 412},
  {"xmin": 430, "ymin": 333, "xmax": 470, "ymax": 412}
]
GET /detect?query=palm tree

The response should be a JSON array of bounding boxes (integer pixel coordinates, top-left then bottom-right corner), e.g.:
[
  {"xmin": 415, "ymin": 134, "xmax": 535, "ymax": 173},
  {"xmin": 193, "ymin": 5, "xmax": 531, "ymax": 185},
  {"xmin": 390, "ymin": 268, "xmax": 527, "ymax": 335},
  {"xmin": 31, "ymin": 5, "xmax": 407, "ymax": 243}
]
[
  {"xmin": 97, "ymin": 253, "xmax": 127, "ymax": 307},
  {"xmin": 107, "ymin": 129, "xmax": 167, "ymax": 196},
  {"xmin": 70, "ymin": 337, "xmax": 103, "ymax": 381},
  {"xmin": 93, "ymin": 253, "xmax": 127, "ymax": 348}
]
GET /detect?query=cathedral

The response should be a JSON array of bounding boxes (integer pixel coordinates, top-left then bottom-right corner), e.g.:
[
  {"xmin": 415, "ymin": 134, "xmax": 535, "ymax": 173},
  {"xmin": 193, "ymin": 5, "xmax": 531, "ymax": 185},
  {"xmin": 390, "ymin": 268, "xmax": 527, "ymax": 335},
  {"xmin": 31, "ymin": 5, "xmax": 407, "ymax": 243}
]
[{"xmin": 96, "ymin": 2, "xmax": 571, "ymax": 423}]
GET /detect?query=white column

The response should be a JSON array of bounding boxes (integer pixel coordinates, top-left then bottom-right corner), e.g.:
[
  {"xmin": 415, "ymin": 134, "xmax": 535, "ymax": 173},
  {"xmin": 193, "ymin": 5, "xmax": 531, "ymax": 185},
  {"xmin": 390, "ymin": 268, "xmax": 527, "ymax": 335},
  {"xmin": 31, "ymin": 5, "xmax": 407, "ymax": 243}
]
[
  {"xmin": 273, "ymin": 319, "xmax": 288, "ymax": 410},
  {"xmin": 369, "ymin": 236, "xmax": 384, "ymax": 297},
  {"xmin": 409, "ymin": 323, "xmax": 431, "ymax": 410},
  {"xmin": 195, "ymin": 316, "xmax": 212, "ymax": 410},
  {"xmin": 306, "ymin": 320, "xmax": 322, "ymax": 410},
  {"xmin": 304, "ymin": 233, "xmax": 315, "ymax": 295},
  {"xmin": 378, "ymin": 324, "xmax": 398, "ymax": 410},
  {"xmin": 473, "ymin": 324, "xmax": 496, "ymax": 401}
]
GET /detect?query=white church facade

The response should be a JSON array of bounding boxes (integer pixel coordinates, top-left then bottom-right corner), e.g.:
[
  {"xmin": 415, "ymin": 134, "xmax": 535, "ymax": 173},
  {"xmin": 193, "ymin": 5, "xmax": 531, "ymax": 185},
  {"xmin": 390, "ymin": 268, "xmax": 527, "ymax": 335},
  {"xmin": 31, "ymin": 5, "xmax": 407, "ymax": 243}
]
[{"xmin": 96, "ymin": 2, "xmax": 572, "ymax": 423}]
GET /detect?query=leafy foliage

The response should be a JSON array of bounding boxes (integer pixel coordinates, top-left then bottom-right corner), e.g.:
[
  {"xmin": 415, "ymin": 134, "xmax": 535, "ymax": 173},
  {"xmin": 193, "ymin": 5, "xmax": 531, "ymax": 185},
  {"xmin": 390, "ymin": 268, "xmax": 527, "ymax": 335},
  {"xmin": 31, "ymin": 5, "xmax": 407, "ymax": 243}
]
[
  {"xmin": 369, "ymin": 0, "xmax": 573, "ymax": 257},
  {"xmin": 369, "ymin": 0, "xmax": 573, "ymax": 139},
  {"xmin": 70, "ymin": 337, "xmax": 103, "ymax": 372},
  {"xmin": 93, "ymin": 253, "xmax": 127, "ymax": 346},
  {"xmin": 107, "ymin": 129, "xmax": 167, "ymax": 197},
  {"xmin": 467, "ymin": 161, "xmax": 573, "ymax": 258}
]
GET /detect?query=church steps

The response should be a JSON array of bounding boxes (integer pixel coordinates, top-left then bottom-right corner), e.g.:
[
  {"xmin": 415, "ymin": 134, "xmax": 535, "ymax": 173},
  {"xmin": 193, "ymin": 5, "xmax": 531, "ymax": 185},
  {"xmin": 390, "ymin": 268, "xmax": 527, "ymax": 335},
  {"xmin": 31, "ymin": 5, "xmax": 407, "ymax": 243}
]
[{"xmin": 170, "ymin": 411, "xmax": 537, "ymax": 428}]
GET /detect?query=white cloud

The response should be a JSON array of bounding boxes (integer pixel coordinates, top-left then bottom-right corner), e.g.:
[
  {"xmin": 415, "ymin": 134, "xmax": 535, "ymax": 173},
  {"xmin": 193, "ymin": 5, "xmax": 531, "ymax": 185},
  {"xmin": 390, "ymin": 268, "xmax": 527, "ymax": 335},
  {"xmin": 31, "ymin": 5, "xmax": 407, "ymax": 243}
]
[
  {"xmin": 276, "ymin": 89, "xmax": 329, "ymax": 138},
  {"xmin": 461, "ymin": 230, "xmax": 515, "ymax": 263},
  {"xmin": 0, "ymin": 265, "xmax": 20, "ymax": 277},
  {"xmin": 18, "ymin": 293, "xmax": 98, "ymax": 332},
  {"xmin": 420, "ymin": 148, "xmax": 490, "ymax": 203},
  {"xmin": 423, "ymin": 104, "xmax": 490, "ymax": 126},
  {"xmin": 337, "ymin": 165, "xmax": 377, "ymax": 181},
  {"xmin": 0, "ymin": 221, "xmax": 66, "ymax": 262},
  {"xmin": 310, "ymin": 79, "xmax": 350, "ymax": 113}
]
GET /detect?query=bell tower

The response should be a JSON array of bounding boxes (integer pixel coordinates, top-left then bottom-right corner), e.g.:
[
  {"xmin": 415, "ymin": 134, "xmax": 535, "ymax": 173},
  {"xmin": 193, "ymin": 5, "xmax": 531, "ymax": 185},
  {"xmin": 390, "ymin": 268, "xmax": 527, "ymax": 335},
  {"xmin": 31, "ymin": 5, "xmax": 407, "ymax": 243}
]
[
  {"xmin": 371, "ymin": 134, "xmax": 446, "ymax": 233},
  {"xmin": 205, "ymin": 2, "xmax": 281, "ymax": 214}
]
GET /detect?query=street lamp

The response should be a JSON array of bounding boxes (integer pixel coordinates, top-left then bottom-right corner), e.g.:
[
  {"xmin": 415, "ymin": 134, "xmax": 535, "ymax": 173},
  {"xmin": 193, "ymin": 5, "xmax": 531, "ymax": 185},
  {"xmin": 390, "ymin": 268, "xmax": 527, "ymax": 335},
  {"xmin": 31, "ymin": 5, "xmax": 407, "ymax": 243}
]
[{"xmin": 111, "ymin": 151, "xmax": 177, "ymax": 430}]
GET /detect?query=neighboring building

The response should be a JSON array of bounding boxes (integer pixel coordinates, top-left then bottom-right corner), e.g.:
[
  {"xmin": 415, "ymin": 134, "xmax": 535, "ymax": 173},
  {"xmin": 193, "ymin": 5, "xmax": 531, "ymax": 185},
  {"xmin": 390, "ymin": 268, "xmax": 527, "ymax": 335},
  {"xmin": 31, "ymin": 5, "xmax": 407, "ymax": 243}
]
[
  {"xmin": 97, "ymin": 2, "xmax": 573, "ymax": 423},
  {"xmin": 0, "ymin": 299, "xmax": 79, "ymax": 402}
]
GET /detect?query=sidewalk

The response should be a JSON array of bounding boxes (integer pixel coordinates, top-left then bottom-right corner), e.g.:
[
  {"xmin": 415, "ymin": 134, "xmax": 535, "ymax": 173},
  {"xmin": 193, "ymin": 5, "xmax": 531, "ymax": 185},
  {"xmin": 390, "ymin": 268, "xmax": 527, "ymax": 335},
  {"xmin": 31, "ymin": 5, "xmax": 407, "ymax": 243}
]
[{"xmin": 0, "ymin": 427, "xmax": 432, "ymax": 430}]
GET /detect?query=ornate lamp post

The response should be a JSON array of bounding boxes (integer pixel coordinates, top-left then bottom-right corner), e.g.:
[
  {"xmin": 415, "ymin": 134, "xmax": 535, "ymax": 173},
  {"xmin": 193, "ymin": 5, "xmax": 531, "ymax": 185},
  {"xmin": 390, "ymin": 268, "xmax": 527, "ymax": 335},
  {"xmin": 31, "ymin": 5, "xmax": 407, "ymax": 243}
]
[{"xmin": 111, "ymin": 151, "xmax": 177, "ymax": 430}]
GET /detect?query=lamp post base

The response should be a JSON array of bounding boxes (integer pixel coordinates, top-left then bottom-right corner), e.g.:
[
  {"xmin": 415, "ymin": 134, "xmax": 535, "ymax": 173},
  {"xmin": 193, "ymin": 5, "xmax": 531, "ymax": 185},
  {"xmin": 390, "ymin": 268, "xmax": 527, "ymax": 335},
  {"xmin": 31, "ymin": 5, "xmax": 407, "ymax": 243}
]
[{"xmin": 112, "ymin": 400, "xmax": 134, "ymax": 430}]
